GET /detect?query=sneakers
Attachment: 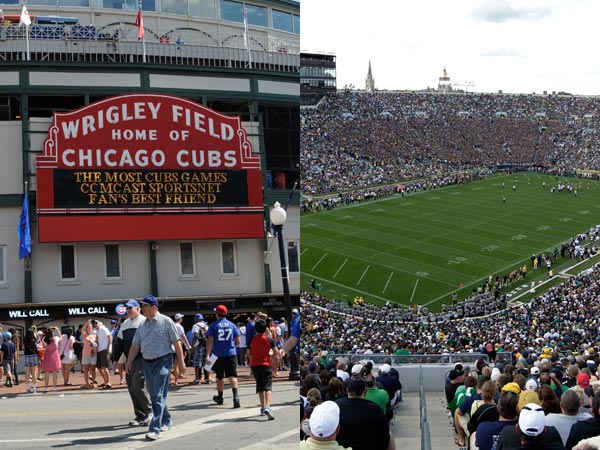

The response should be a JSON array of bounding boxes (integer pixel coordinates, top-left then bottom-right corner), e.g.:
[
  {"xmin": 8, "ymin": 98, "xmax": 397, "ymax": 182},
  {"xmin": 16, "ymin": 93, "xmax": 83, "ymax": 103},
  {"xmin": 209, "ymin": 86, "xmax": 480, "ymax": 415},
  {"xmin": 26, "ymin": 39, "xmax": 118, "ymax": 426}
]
[
  {"xmin": 33, "ymin": 386, "xmax": 38, "ymax": 394},
  {"xmin": 264, "ymin": 407, "xmax": 275, "ymax": 420},
  {"xmin": 212, "ymin": 395, "xmax": 224, "ymax": 405},
  {"xmin": 259, "ymin": 408, "xmax": 265, "ymax": 416},
  {"xmin": 145, "ymin": 432, "xmax": 161, "ymax": 441},
  {"xmin": 130, "ymin": 415, "xmax": 153, "ymax": 426},
  {"xmin": 160, "ymin": 421, "xmax": 172, "ymax": 432},
  {"xmin": 233, "ymin": 398, "xmax": 241, "ymax": 409}
]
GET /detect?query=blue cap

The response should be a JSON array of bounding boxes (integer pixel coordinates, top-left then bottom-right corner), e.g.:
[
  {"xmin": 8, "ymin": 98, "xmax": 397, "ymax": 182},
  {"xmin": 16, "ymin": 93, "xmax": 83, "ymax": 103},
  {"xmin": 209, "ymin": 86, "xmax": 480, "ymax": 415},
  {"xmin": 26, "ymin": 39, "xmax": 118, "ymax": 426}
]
[
  {"xmin": 126, "ymin": 299, "xmax": 140, "ymax": 308},
  {"xmin": 195, "ymin": 313, "xmax": 204, "ymax": 320},
  {"xmin": 140, "ymin": 295, "xmax": 158, "ymax": 307},
  {"xmin": 274, "ymin": 320, "xmax": 279, "ymax": 324},
  {"xmin": 3, "ymin": 331, "xmax": 11, "ymax": 339}
]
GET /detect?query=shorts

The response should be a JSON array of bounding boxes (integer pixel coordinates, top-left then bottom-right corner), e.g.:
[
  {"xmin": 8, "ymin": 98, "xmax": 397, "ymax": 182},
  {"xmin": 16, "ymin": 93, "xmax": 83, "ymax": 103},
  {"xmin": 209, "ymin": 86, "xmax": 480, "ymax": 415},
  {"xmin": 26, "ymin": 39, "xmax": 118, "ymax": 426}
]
[
  {"xmin": 2, "ymin": 360, "xmax": 13, "ymax": 375},
  {"xmin": 192, "ymin": 345, "xmax": 206, "ymax": 368},
  {"xmin": 24, "ymin": 354, "xmax": 40, "ymax": 367},
  {"xmin": 212, "ymin": 355, "xmax": 237, "ymax": 379},
  {"xmin": 251, "ymin": 365, "xmax": 273, "ymax": 392},
  {"xmin": 96, "ymin": 350, "xmax": 109, "ymax": 368},
  {"xmin": 82, "ymin": 354, "xmax": 97, "ymax": 366}
]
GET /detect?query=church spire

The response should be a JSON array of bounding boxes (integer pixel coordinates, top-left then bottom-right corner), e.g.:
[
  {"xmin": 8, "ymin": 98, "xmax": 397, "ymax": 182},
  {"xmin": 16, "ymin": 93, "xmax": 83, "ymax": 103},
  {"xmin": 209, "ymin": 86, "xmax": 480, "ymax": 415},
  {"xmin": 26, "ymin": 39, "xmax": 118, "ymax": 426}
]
[{"xmin": 365, "ymin": 60, "xmax": 375, "ymax": 91}]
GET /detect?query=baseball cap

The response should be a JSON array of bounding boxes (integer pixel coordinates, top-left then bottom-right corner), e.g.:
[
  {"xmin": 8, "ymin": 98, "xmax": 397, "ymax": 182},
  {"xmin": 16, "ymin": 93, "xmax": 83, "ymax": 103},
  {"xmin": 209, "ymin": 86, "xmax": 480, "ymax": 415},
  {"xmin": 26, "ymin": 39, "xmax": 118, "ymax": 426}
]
[
  {"xmin": 3, "ymin": 331, "xmax": 11, "ymax": 339},
  {"xmin": 530, "ymin": 366, "xmax": 540, "ymax": 375},
  {"xmin": 292, "ymin": 308, "xmax": 299, "ymax": 314},
  {"xmin": 174, "ymin": 313, "xmax": 184, "ymax": 321},
  {"xmin": 309, "ymin": 401, "xmax": 340, "ymax": 439},
  {"xmin": 502, "ymin": 382, "xmax": 522, "ymax": 395},
  {"xmin": 110, "ymin": 319, "xmax": 117, "ymax": 324},
  {"xmin": 351, "ymin": 363, "xmax": 363, "ymax": 376},
  {"xmin": 380, "ymin": 364, "xmax": 391, "ymax": 374},
  {"xmin": 140, "ymin": 295, "xmax": 158, "ymax": 307},
  {"xmin": 308, "ymin": 361, "xmax": 318, "ymax": 372},
  {"xmin": 525, "ymin": 379, "xmax": 538, "ymax": 391},
  {"xmin": 126, "ymin": 299, "xmax": 140, "ymax": 308},
  {"xmin": 214, "ymin": 304, "xmax": 228, "ymax": 316},
  {"xmin": 578, "ymin": 372, "xmax": 591, "ymax": 389},
  {"xmin": 195, "ymin": 313, "xmax": 204, "ymax": 320},
  {"xmin": 519, "ymin": 403, "xmax": 546, "ymax": 437}
]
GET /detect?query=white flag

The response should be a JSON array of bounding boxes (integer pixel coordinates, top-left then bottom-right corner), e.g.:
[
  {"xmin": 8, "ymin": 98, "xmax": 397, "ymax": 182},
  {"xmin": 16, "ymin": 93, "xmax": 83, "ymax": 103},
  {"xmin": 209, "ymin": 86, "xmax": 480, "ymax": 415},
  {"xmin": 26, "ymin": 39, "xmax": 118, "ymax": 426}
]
[
  {"xmin": 19, "ymin": 5, "xmax": 31, "ymax": 27},
  {"xmin": 243, "ymin": 7, "xmax": 249, "ymax": 50}
]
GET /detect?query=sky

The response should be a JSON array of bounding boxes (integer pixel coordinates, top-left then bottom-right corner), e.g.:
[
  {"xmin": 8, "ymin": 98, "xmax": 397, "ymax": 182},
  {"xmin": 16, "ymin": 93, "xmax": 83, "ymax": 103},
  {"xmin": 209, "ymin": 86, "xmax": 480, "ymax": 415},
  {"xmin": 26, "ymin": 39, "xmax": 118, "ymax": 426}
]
[{"xmin": 301, "ymin": 0, "xmax": 600, "ymax": 95}]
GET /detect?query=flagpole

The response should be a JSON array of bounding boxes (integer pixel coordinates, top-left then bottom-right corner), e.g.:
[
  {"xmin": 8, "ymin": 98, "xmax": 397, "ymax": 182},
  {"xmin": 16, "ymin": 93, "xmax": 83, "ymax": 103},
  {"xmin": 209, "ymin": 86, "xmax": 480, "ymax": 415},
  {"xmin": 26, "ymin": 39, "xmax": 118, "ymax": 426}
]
[
  {"xmin": 25, "ymin": 24, "xmax": 29, "ymax": 61},
  {"xmin": 139, "ymin": 0, "xmax": 145, "ymax": 63}
]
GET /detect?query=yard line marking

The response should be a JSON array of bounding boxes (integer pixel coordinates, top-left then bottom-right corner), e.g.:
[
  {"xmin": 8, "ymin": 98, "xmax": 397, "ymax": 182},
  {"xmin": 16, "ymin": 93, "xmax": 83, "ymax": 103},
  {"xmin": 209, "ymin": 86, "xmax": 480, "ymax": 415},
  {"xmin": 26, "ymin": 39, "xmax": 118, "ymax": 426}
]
[
  {"xmin": 333, "ymin": 258, "xmax": 348, "ymax": 278},
  {"xmin": 300, "ymin": 247, "xmax": 309, "ymax": 256},
  {"xmin": 382, "ymin": 272, "xmax": 394, "ymax": 294},
  {"xmin": 409, "ymin": 279, "xmax": 420, "ymax": 303},
  {"xmin": 357, "ymin": 265, "xmax": 370, "ymax": 286},
  {"xmin": 311, "ymin": 254, "xmax": 327, "ymax": 271}
]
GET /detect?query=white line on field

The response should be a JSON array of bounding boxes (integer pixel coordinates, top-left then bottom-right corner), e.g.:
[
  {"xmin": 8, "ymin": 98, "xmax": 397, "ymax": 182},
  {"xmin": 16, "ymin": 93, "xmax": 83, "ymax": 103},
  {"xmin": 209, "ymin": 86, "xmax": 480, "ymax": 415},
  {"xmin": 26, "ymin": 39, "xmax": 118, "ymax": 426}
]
[
  {"xmin": 409, "ymin": 279, "xmax": 420, "ymax": 303},
  {"xmin": 311, "ymin": 254, "xmax": 327, "ymax": 271},
  {"xmin": 357, "ymin": 265, "xmax": 370, "ymax": 286},
  {"xmin": 334, "ymin": 259, "xmax": 348, "ymax": 278},
  {"xmin": 382, "ymin": 272, "xmax": 394, "ymax": 294}
]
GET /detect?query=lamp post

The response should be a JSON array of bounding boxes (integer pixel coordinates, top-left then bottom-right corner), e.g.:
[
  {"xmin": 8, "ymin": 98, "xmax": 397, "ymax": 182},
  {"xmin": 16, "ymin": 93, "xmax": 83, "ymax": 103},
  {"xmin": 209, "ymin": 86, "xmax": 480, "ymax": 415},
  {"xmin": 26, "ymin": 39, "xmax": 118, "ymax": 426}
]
[{"xmin": 269, "ymin": 201, "xmax": 299, "ymax": 380}]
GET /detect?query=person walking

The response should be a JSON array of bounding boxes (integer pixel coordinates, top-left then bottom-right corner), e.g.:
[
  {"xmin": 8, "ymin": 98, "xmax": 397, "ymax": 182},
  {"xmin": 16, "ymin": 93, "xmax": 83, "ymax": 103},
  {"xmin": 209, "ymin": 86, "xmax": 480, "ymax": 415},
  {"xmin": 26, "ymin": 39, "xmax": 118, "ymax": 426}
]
[
  {"xmin": 113, "ymin": 299, "xmax": 152, "ymax": 427},
  {"xmin": 191, "ymin": 314, "xmax": 209, "ymax": 385},
  {"xmin": 126, "ymin": 295, "xmax": 186, "ymax": 441},
  {"xmin": 206, "ymin": 304, "xmax": 241, "ymax": 408},
  {"xmin": 249, "ymin": 319, "xmax": 279, "ymax": 419},
  {"xmin": 91, "ymin": 320, "xmax": 112, "ymax": 389},
  {"xmin": 0, "ymin": 331, "xmax": 16, "ymax": 387}
]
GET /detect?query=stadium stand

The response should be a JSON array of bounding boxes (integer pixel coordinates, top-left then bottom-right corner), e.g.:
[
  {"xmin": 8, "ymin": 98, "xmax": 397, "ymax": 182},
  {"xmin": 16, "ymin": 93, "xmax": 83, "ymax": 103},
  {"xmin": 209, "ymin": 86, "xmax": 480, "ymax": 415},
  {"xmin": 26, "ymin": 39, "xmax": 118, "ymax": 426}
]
[{"xmin": 302, "ymin": 91, "xmax": 600, "ymax": 195}]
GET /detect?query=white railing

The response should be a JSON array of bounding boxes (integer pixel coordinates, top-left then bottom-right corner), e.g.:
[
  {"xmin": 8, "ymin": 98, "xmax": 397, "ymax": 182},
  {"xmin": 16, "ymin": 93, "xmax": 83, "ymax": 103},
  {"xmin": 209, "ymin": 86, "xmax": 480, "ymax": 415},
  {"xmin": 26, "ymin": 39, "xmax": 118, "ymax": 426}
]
[{"xmin": 0, "ymin": 24, "xmax": 299, "ymax": 71}]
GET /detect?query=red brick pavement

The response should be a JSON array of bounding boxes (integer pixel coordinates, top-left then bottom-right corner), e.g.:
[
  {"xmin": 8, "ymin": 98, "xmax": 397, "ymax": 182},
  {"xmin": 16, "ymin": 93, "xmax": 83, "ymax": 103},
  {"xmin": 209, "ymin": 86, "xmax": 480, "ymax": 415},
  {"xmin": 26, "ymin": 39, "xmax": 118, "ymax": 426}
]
[{"xmin": 0, "ymin": 364, "xmax": 291, "ymax": 395}]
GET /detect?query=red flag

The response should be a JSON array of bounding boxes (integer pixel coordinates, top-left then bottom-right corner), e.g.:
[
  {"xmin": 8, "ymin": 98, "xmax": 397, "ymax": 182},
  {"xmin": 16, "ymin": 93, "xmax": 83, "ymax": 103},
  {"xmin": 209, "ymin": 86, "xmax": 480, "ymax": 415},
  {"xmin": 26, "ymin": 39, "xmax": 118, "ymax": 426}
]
[{"xmin": 135, "ymin": 8, "xmax": 144, "ymax": 40}]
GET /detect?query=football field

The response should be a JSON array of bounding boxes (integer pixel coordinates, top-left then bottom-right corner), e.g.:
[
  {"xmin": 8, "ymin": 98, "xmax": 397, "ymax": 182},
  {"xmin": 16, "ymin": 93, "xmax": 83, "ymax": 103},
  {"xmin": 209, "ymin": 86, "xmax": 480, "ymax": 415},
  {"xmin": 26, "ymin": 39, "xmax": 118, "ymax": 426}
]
[{"xmin": 301, "ymin": 172, "xmax": 600, "ymax": 309}]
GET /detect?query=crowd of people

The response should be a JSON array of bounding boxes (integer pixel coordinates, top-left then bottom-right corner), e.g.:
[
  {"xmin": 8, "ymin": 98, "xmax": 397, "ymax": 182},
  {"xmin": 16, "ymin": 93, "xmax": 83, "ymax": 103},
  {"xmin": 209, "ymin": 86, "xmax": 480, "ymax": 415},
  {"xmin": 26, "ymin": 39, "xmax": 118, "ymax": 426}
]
[{"xmin": 302, "ymin": 91, "xmax": 600, "ymax": 195}]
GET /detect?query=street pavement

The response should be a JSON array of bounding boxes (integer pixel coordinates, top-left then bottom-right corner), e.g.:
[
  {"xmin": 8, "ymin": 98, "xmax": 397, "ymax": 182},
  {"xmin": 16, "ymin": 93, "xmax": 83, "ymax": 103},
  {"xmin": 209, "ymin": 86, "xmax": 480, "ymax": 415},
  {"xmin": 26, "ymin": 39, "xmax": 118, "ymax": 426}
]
[{"xmin": 0, "ymin": 366, "xmax": 299, "ymax": 450}]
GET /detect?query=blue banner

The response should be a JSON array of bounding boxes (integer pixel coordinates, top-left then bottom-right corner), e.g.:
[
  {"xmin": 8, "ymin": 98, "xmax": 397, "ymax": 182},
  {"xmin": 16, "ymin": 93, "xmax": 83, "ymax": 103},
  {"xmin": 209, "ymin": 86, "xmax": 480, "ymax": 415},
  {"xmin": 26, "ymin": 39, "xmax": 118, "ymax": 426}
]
[{"xmin": 18, "ymin": 192, "xmax": 31, "ymax": 259}]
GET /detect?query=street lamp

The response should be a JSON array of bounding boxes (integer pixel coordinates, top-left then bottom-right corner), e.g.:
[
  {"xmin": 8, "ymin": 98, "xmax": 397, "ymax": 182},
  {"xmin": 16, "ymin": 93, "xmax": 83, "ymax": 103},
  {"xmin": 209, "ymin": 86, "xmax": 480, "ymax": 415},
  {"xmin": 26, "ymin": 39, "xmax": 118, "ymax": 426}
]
[{"xmin": 269, "ymin": 201, "xmax": 299, "ymax": 380}]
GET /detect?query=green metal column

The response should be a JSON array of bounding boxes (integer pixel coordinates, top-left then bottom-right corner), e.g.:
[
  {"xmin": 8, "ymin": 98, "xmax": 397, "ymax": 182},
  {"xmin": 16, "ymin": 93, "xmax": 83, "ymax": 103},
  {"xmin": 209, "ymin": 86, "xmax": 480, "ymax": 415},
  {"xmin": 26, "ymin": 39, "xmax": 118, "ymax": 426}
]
[
  {"xmin": 21, "ymin": 92, "xmax": 32, "ymax": 304},
  {"xmin": 149, "ymin": 241, "xmax": 158, "ymax": 296}
]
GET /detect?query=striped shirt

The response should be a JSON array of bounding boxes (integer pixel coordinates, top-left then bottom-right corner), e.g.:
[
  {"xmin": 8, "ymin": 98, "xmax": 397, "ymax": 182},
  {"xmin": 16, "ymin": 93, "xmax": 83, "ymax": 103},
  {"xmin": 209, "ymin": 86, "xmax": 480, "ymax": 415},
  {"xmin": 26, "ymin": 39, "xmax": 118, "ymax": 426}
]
[{"xmin": 132, "ymin": 312, "xmax": 179, "ymax": 360}]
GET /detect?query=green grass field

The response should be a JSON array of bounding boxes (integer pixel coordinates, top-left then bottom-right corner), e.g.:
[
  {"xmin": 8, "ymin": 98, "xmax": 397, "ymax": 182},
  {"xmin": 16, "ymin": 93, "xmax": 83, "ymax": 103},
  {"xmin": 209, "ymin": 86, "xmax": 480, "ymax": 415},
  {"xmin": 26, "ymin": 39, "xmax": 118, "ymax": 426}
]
[{"xmin": 301, "ymin": 173, "xmax": 600, "ymax": 310}]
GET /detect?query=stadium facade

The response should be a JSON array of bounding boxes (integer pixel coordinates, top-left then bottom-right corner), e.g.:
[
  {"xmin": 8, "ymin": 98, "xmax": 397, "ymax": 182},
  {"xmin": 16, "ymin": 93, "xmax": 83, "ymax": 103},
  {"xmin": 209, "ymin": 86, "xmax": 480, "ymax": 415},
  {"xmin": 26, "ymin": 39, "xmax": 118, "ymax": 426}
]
[{"xmin": 0, "ymin": 0, "xmax": 299, "ymax": 335}]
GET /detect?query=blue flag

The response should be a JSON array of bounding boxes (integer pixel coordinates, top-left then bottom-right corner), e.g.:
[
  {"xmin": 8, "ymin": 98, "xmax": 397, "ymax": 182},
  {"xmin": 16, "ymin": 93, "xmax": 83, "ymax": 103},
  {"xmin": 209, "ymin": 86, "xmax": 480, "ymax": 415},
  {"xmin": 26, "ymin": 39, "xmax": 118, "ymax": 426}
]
[{"xmin": 18, "ymin": 192, "xmax": 31, "ymax": 259}]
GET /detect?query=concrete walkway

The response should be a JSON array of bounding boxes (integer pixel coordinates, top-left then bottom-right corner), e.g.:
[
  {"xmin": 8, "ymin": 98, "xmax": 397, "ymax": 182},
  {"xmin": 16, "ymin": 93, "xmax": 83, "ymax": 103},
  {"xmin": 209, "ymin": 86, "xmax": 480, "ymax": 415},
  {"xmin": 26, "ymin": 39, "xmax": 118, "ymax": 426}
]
[{"xmin": 391, "ymin": 392, "xmax": 456, "ymax": 450}]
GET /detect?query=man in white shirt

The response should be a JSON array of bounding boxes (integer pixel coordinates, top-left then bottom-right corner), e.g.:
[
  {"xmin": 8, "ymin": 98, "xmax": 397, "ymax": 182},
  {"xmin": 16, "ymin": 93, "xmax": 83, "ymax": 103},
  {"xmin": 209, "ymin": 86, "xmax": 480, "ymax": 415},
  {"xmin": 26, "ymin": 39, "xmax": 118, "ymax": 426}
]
[{"xmin": 92, "ymin": 319, "xmax": 113, "ymax": 389}]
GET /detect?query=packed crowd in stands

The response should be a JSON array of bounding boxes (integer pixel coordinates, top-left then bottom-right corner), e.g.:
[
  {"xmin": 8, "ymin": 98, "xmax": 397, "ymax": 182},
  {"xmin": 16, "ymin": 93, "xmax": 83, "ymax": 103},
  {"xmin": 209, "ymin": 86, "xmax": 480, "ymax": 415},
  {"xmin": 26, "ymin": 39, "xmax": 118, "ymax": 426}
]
[{"xmin": 302, "ymin": 91, "xmax": 600, "ymax": 195}]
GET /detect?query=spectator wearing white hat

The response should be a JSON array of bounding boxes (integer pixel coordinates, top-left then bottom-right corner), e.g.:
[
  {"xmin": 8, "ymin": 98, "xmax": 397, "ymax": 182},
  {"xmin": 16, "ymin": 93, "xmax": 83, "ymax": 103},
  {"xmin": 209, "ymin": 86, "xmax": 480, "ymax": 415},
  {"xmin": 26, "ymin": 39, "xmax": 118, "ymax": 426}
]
[
  {"xmin": 172, "ymin": 313, "xmax": 191, "ymax": 385},
  {"xmin": 496, "ymin": 402, "xmax": 564, "ymax": 449},
  {"xmin": 300, "ymin": 401, "xmax": 346, "ymax": 450}
]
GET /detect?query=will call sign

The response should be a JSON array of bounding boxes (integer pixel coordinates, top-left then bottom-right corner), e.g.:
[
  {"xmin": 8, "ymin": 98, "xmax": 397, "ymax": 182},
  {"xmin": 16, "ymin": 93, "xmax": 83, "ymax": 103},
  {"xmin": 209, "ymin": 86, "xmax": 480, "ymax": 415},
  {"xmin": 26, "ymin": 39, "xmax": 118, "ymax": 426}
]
[{"xmin": 36, "ymin": 94, "xmax": 264, "ymax": 242}]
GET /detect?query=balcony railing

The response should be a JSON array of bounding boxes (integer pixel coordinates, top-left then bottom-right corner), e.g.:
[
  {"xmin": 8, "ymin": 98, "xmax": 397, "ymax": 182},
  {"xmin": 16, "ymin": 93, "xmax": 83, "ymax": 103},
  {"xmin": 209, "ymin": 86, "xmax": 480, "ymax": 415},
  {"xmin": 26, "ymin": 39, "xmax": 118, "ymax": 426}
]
[{"xmin": 0, "ymin": 23, "xmax": 299, "ymax": 72}]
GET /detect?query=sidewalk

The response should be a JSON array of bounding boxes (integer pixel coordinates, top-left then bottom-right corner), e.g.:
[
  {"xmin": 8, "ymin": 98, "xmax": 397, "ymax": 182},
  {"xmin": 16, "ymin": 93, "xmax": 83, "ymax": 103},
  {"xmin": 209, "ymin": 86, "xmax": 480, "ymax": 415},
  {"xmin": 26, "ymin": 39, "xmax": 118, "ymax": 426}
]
[{"xmin": 0, "ymin": 364, "xmax": 292, "ymax": 396}]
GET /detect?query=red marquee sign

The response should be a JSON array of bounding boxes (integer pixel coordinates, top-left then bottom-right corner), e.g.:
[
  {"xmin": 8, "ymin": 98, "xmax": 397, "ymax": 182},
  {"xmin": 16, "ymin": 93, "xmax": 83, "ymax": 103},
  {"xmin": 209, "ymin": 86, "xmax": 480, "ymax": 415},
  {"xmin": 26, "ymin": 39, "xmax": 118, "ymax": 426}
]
[{"xmin": 36, "ymin": 94, "xmax": 264, "ymax": 242}]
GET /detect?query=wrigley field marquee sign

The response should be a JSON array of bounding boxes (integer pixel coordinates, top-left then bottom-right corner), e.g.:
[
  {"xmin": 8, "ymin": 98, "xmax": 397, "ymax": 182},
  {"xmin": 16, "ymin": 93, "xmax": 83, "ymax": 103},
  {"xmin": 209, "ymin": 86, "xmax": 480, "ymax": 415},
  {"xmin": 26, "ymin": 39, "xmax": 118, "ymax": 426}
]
[{"xmin": 36, "ymin": 94, "xmax": 263, "ymax": 242}]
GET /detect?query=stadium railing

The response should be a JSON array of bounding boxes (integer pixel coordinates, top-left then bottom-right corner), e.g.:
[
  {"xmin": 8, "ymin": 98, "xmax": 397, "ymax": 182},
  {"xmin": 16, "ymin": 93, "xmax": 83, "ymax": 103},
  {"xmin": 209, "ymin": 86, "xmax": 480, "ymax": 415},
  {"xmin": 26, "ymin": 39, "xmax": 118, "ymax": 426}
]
[
  {"xmin": 326, "ymin": 352, "xmax": 514, "ymax": 365},
  {"xmin": 0, "ymin": 24, "xmax": 299, "ymax": 72},
  {"xmin": 420, "ymin": 365, "xmax": 432, "ymax": 450}
]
